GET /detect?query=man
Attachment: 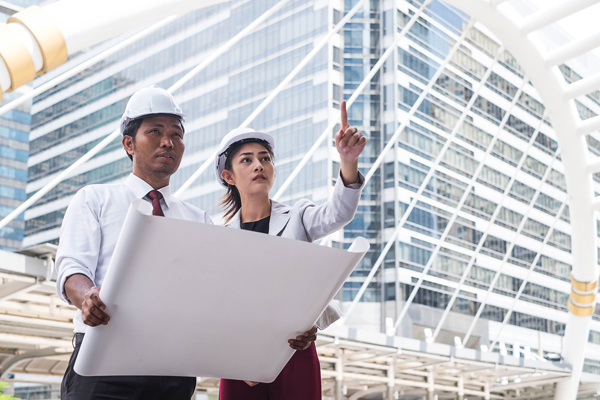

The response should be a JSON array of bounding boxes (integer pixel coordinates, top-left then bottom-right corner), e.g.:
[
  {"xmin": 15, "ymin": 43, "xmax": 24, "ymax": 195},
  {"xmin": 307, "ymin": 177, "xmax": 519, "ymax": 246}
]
[{"xmin": 56, "ymin": 85, "xmax": 212, "ymax": 399}]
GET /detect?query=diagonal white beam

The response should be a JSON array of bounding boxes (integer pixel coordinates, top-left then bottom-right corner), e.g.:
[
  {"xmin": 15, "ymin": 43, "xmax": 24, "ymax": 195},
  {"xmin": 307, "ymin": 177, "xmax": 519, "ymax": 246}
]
[
  {"xmin": 577, "ymin": 115, "xmax": 600, "ymax": 136},
  {"xmin": 521, "ymin": 0, "xmax": 600, "ymax": 34},
  {"xmin": 546, "ymin": 31, "xmax": 600, "ymax": 67},
  {"xmin": 0, "ymin": 15, "xmax": 178, "ymax": 117},
  {"xmin": 0, "ymin": 0, "xmax": 290, "ymax": 231},
  {"xmin": 173, "ymin": 0, "xmax": 370, "ymax": 197},
  {"xmin": 271, "ymin": 0, "xmax": 433, "ymax": 201},
  {"xmin": 490, "ymin": 0, "xmax": 508, "ymax": 6},
  {"xmin": 585, "ymin": 156, "xmax": 600, "ymax": 175},
  {"xmin": 564, "ymin": 71, "xmax": 600, "ymax": 100},
  {"xmin": 342, "ymin": 23, "xmax": 498, "ymax": 322},
  {"xmin": 0, "ymin": 1, "xmax": 22, "ymax": 15},
  {"xmin": 461, "ymin": 147, "xmax": 563, "ymax": 346},
  {"xmin": 392, "ymin": 71, "xmax": 527, "ymax": 331},
  {"xmin": 488, "ymin": 200, "xmax": 568, "ymax": 353},
  {"xmin": 591, "ymin": 195, "xmax": 600, "ymax": 211},
  {"xmin": 432, "ymin": 108, "xmax": 547, "ymax": 342}
]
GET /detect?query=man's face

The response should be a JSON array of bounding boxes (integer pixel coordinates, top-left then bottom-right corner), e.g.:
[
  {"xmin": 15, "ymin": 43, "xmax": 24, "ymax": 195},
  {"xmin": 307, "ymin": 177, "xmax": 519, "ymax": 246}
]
[{"xmin": 123, "ymin": 116, "xmax": 185, "ymax": 179}]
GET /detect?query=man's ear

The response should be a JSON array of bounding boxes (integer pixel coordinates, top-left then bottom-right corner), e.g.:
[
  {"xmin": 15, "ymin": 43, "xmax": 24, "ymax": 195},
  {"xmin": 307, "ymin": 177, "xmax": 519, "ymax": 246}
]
[
  {"xmin": 122, "ymin": 136, "xmax": 134, "ymax": 158},
  {"xmin": 222, "ymin": 169, "xmax": 236, "ymax": 186}
]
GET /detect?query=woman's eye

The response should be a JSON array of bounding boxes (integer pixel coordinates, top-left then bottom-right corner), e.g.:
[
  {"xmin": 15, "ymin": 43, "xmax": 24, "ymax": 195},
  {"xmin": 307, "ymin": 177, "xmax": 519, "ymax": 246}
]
[
  {"xmin": 241, "ymin": 158, "xmax": 250, "ymax": 163},
  {"xmin": 262, "ymin": 157, "xmax": 271, "ymax": 162}
]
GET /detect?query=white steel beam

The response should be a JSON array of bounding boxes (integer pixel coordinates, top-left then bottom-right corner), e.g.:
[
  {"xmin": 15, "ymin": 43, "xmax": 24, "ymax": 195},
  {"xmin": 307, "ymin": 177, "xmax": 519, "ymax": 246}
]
[
  {"xmin": 546, "ymin": 31, "xmax": 600, "ymax": 67},
  {"xmin": 577, "ymin": 115, "xmax": 600, "ymax": 136},
  {"xmin": 488, "ymin": 200, "xmax": 568, "ymax": 352},
  {"xmin": 0, "ymin": 1, "xmax": 22, "ymax": 15},
  {"xmin": 0, "ymin": 15, "xmax": 178, "ymax": 117},
  {"xmin": 0, "ymin": 0, "xmax": 290, "ymax": 231},
  {"xmin": 490, "ymin": 0, "xmax": 508, "ymax": 6},
  {"xmin": 585, "ymin": 156, "xmax": 600, "ymax": 175},
  {"xmin": 564, "ymin": 71, "xmax": 600, "ymax": 100},
  {"xmin": 173, "ymin": 0, "xmax": 370, "ymax": 197},
  {"xmin": 271, "ymin": 0, "xmax": 433, "ymax": 202},
  {"xmin": 521, "ymin": 0, "xmax": 600, "ymax": 34}
]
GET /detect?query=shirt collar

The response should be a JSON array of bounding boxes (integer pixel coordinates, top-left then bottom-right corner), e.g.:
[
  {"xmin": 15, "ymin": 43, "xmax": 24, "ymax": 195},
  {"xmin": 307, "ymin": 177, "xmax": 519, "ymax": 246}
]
[{"xmin": 125, "ymin": 174, "xmax": 172, "ymax": 209}]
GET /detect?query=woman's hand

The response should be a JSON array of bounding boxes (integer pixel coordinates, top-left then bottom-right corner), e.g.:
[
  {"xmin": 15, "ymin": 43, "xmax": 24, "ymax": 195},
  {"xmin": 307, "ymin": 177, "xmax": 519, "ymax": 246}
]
[
  {"xmin": 288, "ymin": 326, "xmax": 318, "ymax": 350},
  {"xmin": 335, "ymin": 101, "xmax": 367, "ymax": 185},
  {"xmin": 244, "ymin": 381, "xmax": 259, "ymax": 387}
]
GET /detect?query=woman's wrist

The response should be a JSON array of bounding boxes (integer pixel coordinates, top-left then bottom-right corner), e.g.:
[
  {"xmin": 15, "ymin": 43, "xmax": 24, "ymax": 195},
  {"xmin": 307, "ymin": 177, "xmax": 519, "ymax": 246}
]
[{"xmin": 340, "ymin": 158, "xmax": 359, "ymax": 186}]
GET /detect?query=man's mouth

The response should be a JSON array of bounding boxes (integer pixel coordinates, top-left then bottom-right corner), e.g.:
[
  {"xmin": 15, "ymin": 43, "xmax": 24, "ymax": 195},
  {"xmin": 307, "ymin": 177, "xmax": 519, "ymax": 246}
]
[{"xmin": 157, "ymin": 152, "xmax": 175, "ymax": 160}]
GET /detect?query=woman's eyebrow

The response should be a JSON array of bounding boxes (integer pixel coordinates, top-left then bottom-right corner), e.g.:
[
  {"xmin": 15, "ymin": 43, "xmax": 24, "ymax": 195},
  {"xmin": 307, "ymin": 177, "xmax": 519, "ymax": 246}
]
[{"xmin": 239, "ymin": 152, "xmax": 254, "ymax": 156}]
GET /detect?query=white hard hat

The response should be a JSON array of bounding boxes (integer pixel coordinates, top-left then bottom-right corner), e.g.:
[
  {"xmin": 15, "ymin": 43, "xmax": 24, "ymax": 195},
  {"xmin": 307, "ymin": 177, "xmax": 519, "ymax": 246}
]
[
  {"xmin": 119, "ymin": 85, "xmax": 187, "ymax": 135},
  {"xmin": 214, "ymin": 127, "xmax": 275, "ymax": 187}
]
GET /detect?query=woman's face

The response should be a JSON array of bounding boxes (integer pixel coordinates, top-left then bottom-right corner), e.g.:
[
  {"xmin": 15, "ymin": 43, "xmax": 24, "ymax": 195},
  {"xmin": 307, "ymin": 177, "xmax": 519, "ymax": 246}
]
[{"xmin": 222, "ymin": 142, "xmax": 275, "ymax": 196}]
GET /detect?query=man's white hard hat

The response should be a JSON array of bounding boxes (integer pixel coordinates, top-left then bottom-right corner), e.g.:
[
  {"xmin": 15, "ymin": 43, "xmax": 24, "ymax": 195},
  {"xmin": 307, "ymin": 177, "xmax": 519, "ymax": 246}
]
[
  {"xmin": 214, "ymin": 127, "xmax": 275, "ymax": 188},
  {"xmin": 119, "ymin": 85, "xmax": 187, "ymax": 135}
]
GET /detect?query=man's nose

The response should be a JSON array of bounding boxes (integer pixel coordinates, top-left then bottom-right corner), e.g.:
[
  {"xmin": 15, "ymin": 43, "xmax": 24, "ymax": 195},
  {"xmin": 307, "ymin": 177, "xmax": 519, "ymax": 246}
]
[{"xmin": 160, "ymin": 135, "xmax": 174, "ymax": 148}]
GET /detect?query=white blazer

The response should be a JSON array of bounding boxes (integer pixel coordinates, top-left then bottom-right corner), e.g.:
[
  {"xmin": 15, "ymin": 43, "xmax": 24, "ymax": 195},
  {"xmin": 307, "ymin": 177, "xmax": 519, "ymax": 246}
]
[{"xmin": 224, "ymin": 172, "xmax": 365, "ymax": 329}]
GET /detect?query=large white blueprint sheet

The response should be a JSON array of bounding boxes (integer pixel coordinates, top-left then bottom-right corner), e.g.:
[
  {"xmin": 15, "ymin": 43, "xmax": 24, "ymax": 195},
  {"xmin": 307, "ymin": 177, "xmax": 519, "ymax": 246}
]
[{"xmin": 75, "ymin": 199, "xmax": 369, "ymax": 382}]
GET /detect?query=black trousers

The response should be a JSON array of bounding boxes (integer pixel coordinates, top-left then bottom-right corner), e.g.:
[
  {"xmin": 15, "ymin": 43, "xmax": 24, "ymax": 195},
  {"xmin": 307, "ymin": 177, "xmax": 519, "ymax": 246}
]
[{"xmin": 61, "ymin": 334, "xmax": 196, "ymax": 400}]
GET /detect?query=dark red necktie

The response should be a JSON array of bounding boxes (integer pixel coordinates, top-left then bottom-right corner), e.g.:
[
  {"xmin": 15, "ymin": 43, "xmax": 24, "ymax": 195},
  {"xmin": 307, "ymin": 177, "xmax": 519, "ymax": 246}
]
[{"xmin": 147, "ymin": 190, "xmax": 165, "ymax": 217}]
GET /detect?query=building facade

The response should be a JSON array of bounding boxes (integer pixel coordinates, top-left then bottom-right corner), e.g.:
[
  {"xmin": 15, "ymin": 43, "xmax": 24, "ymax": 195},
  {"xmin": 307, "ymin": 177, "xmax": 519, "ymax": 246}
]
[
  {"xmin": 22, "ymin": 0, "xmax": 600, "ymax": 379},
  {"xmin": 0, "ymin": 1, "xmax": 37, "ymax": 251}
]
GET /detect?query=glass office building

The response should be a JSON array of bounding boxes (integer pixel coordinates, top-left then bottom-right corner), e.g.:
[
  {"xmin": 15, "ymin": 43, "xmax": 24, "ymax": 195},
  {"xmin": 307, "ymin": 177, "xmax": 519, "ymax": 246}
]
[{"xmin": 23, "ymin": 0, "xmax": 600, "ymax": 376}]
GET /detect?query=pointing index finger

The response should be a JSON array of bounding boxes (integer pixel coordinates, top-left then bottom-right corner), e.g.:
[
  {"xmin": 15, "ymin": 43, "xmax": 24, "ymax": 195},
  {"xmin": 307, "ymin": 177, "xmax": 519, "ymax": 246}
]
[{"xmin": 341, "ymin": 101, "xmax": 349, "ymax": 131}]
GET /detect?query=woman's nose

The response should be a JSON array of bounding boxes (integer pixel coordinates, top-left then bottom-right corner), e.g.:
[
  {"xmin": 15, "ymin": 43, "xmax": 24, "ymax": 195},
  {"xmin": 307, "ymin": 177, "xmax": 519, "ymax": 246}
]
[{"xmin": 254, "ymin": 162, "xmax": 263, "ymax": 171}]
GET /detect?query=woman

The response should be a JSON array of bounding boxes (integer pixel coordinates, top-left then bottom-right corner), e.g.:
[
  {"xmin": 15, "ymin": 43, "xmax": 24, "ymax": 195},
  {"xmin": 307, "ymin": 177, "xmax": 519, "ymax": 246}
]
[{"xmin": 215, "ymin": 101, "xmax": 366, "ymax": 400}]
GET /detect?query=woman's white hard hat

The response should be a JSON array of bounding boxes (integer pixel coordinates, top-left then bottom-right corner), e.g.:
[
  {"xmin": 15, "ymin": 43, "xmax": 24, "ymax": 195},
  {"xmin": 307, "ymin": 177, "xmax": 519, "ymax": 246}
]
[
  {"xmin": 119, "ymin": 85, "xmax": 187, "ymax": 135},
  {"xmin": 214, "ymin": 127, "xmax": 275, "ymax": 188}
]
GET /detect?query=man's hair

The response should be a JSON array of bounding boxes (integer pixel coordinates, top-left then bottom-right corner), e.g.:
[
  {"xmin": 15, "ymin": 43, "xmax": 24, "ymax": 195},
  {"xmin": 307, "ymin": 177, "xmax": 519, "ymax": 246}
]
[{"xmin": 122, "ymin": 114, "xmax": 184, "ymax": 162}]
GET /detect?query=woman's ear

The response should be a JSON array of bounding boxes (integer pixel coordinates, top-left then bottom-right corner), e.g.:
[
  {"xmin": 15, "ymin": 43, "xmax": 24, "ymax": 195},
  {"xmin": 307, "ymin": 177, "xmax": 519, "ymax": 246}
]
[{"xmin": 222, "ymin": 169, "xmax": 236, "ymax": 186}]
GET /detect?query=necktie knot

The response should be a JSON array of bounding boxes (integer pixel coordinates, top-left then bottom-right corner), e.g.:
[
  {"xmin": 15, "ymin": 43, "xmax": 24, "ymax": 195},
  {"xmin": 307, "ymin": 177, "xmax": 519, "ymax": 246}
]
[{"xmin": 147, "ymin": 190, "xmax": 165, "ymax": 217}]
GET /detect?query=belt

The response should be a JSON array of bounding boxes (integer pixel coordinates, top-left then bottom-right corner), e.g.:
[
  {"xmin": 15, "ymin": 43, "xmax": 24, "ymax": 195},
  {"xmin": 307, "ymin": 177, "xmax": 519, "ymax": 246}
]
[{"xmin": 73, "ymin": 332, "xmax": 85, "ymax": 347}]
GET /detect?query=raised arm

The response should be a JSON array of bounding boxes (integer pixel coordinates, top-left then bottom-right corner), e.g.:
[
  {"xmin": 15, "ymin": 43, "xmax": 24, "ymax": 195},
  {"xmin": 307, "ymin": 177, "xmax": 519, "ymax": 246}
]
[
  {"xmin": 301, "ymin": 101, "xmax": 367, "ymax": 241},
  {"xmin": 337, "ymin": 101, "xmax": 367, "ymax": 185}
]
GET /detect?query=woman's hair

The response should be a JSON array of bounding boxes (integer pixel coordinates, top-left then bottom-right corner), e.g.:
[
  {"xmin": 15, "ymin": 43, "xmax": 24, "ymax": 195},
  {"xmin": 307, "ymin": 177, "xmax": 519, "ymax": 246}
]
[{"xmin": 220, "ymin": 139, "xmax": 274, "ymax": 223}]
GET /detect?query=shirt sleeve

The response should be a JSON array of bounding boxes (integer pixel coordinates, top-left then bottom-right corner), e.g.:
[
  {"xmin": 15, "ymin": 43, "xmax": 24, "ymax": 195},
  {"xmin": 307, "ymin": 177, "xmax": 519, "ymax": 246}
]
[
  {"xmin": 55, "ymin": 187, "xmax": 102, "ymax": 305},
  {"xmin": 300, "ymin": 171, "xmax": 365, "ymax": 242}
]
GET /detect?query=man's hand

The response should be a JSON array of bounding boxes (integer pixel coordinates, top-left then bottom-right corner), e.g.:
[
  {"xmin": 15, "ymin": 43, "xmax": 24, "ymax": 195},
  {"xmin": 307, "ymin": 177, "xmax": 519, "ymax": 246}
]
[
  {"xmin": 335, "ymin": 101, "xmax": 367, "ymax": 185},
  {"xmin": 81, "ymin": 286, "xmax": 110, "ymax": 327},
  {"xmin": 288, "ymin": 326, "xmax": 318, "ymax": 351}
]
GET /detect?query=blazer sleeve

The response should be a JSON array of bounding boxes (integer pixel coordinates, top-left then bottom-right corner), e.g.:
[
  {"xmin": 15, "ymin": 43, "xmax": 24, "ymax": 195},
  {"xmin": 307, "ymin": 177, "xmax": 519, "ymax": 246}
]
[
  {"xmin": 300, "ymin": 171, "xmax": 365, "ymax": 242},
  {"xmin": 316, "ymin": 301, "xmax": 343, "ymax": 330}
]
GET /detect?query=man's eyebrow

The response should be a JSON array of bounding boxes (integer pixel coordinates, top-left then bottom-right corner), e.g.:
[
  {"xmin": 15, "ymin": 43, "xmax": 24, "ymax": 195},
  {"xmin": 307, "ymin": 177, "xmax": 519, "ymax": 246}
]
[
  {"xmin": 171, "ymin": 124, "xmax": 182, "ymax": 131},
  {"xmin": 149, "ymin": 123, "xmax": 165, "ymax": 128}
]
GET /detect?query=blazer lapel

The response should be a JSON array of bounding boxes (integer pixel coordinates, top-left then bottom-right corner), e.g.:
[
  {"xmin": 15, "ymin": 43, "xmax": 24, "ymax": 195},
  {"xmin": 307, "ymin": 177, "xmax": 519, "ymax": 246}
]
[
  {"xmin": 269, "ymin": 200, "xmax": 291, "ymax": 236},
  {"xmin": 224, "ymin": 211, "xmax": 241, "ymax": 229}
]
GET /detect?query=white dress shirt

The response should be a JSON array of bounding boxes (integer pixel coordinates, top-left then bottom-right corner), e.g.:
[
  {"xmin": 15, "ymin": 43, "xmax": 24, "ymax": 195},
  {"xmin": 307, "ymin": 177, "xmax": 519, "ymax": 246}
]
[{"xmin": 56, "ymin": 173, "xmax": 213, "ymax": 333}]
